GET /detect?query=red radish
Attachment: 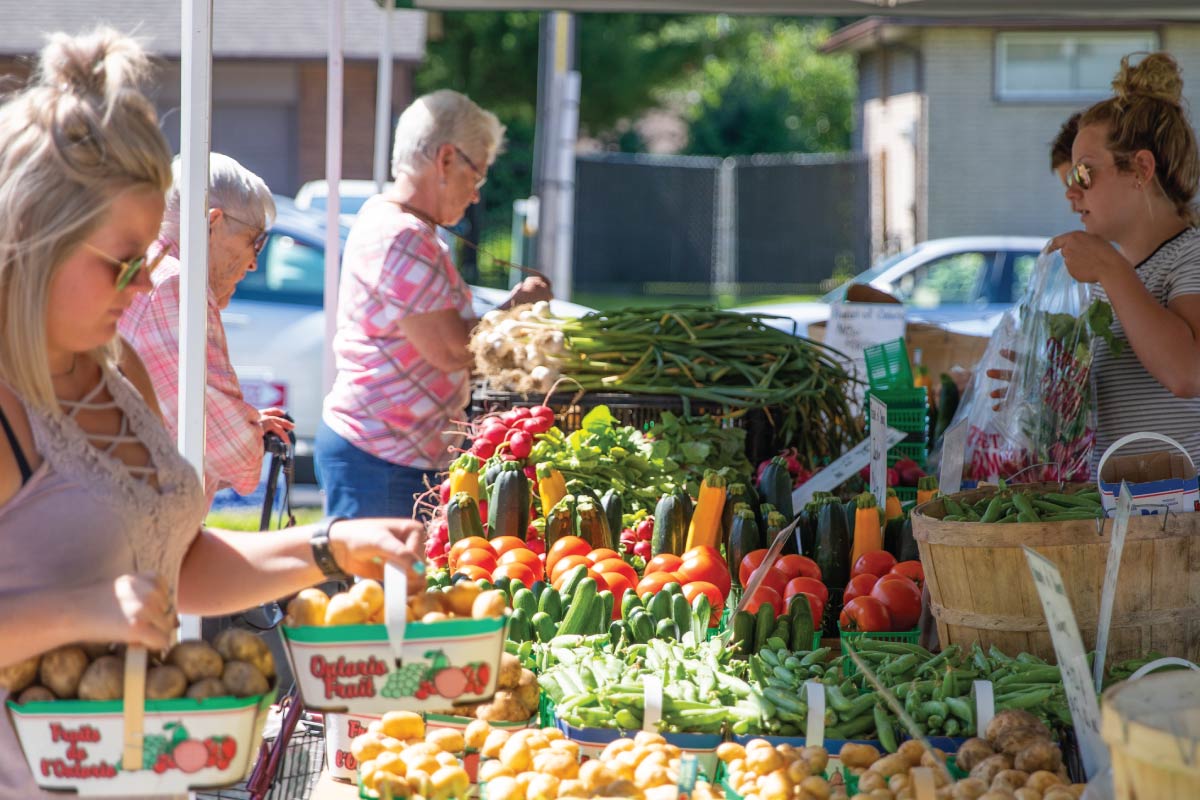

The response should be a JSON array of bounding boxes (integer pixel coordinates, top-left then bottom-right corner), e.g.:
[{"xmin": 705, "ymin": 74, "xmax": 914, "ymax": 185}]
[
  {"xmin": 526, "ymin": 537, "xmax": 545, "ymax": 555},
  {"xmin": 530, "ymin": 405, "xmax": 555, "ymax": 420},
  {"xmin": 636, "ymin": 518, "xmax": 654, "ymax": 542},
  {"xmin": 524, "ymin": 465, "xmax": 538, "ymax": 482},
  {"xmin": 633, "ymin": 540, "xmax": 652, "ymax": 559},
  {"xmin": 470, "ymin": 440, "xmax": 496, "ymax": 459},
  {"xmin": 480, "ymin": 424, "xmax": 508, "ymax": 444},
  {"xmin": 508, "ymin": 431, "xmax": 533, "ymax": 460},
  {"xmin": 439, "ymin": 480, "xmax": 452, "ymax": 504},
  {"xmin": 521, "ymin": 415, "xmax": 554, "ymax": 434}
]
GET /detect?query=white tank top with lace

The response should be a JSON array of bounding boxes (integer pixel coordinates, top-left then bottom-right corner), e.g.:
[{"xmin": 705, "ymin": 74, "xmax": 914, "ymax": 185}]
[{"xmin": 0, "ymin": 363, "xmax": 207, "ymax": 799}]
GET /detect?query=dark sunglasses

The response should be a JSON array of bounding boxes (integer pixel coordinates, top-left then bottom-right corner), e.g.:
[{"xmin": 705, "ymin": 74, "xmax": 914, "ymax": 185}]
[
  {"xmin": 86, "ymin": 244, "xmax": 167, "ymax": 291},
  {"xmin": 1066, "ymin": 161, "xmax": 1095, "ymax": 191},
  {"xmin": 221, "ymin": 210, "xmax": 269, "ymax": 254}
]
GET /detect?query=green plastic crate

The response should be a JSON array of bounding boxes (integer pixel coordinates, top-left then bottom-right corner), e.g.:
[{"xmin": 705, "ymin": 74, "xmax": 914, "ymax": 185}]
[
  {"xmin": 838, "ymin": 625, "xmax": 921, "ymax": 675},
  {"xmin": 888, "ymin": 441, "xmax": 928, "ymax": 467},
  {"xmin": 863, "ymin": 339, "xmax": 913, "ymax": 390},
  {"xmin": 892, "ymin": 486, "xmax": 918, "ymax": 504}
]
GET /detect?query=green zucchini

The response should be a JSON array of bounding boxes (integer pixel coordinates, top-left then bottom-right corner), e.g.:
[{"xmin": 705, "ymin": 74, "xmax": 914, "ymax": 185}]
[
  {"xmin": 672, "ymin": 593, "xmax": 692, "ymax": 638},
  {"xmin": 722, "ymin": 483, "xmax": 750, "ymax": 556},
  {"xmin": 531, "ymin": 611, "xmax": 556, "ymax": 642},
  {"xmin": 934, "ymin": 373, "xmax": 960, "ymax": 443},
  {"xmin": 544, "ymin": 495, "xmax": 577, "ymax": 547},
  {"xmin": 652, "ymin": 492, "xmax": 688, "ymax": 556},
  {"xmin": 884, "ymin": 516, "xmax": 907, "ymax": 561},
  {"xmin": 815, "ymin": 499, "xmax": 852, "ymax": 589},
  {"xmin": 727, "ymin": 509, "xmax": 762, "ymax": 589},
  {"xmin": 731, "ymin": 610, "xmax": 756, "ymax": 656},
  {"xmin": 488, "ymin": 462, "xmax": 530, "ymax": 540},
  {"xmin": 558, "ymin": 579, "xmax": 598, "ymax": 636},
  {"xmin": 445, "ymin": 492, "xmax": 484, "ymax": 544},
  {"xmin": 575, "ymin": 497, "xmax": 614, "ymax": 551},
  {"xmin": 601, "ymin": 489, "xmax": 624, "ymax": 543},
  {"xmin": 758, "ymin": 456, "xmax": 795, "ymax": 523},
  {"xmin": 899, "ymin": 517, "xmax": 920, "ymax": 562},
  {"xmin": 538, "ymin": 587, "xmax": 564, "ymax": 622}
]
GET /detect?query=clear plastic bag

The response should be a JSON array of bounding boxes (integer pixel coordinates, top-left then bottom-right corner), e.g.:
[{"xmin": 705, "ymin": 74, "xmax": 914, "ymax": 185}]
[{"xmin": 954, "ymin": 250, "xmax": 1120, "ymax": 483}]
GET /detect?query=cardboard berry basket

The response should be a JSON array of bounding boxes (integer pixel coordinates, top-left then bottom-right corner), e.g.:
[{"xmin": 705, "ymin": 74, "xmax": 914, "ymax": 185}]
[
  {"xmin": 282, "ymin": 566, "xmax": 508, "ymax": 714},
  {"xmin": 7, "ymin": 648, "xmax": 273, "ymax": 796},
  {"xmin": 424, "ymin": 711, "xmax": 538, "ymax": 783}
]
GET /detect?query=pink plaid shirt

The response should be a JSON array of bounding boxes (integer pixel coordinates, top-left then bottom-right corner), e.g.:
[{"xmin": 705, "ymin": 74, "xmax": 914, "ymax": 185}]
[
  {"xmin": 119, "ymin": 240, "xmax": 263, "ymax": 506},
  {"xmin": 322, "ymin": 197, "xmax": 474, "ymax": 470}
]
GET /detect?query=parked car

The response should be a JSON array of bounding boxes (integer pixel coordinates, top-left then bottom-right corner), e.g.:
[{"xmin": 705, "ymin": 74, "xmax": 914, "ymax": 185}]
[
  {"xmin": 293, "ymin": 179, "xmax": 381, "ymax": 226},
  {"xmin": 222, "ymin": 195, "xmax": 592, "ymax": 479},
  {"xmin": 735, "ymin": 236, "xmax": 1048, "ymax": 338}
]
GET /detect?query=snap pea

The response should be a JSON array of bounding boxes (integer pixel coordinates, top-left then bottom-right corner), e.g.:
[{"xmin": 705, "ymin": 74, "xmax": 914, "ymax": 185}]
[
  {"xmin": 1012, "ymin": 493, "xmax": 1040, "ymax": 523},
  {"xmin": 874, "ymin": 704, "xmax": 898, "ymax": 753},
  {"xmin": 980, "ymin": 493, "xmax": 1009, "ymax": 523}
]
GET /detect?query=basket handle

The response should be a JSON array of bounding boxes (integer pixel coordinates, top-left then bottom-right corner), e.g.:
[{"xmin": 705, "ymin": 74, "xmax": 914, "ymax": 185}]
[
  {"xmin": 1128, "ymin": 657, "xmax": 1200, "ymax": 681},
  {"xmin": 121, "ymin": 646, "xmax": 148, "ymax": 771},
  {"xmin": 384, "ymin": 564, "xmax": 408, "ymax": 667},
  {"xmin": 1095, "ymin": 432, "xmax": 1195, "ymax": 490}
]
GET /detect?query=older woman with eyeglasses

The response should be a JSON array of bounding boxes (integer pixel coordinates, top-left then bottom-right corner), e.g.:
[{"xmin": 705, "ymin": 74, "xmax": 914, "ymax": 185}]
[
  {"xmin": 1046, "ymin": 52, "xmax": 1200, "ymax": 465},
  {"xmin": 119, "ymin": 153, "xmax": 293, "ymax": 507},
  {"xmin": 317, "ymin": 90, "xmax": 552, "ymax": 520}
]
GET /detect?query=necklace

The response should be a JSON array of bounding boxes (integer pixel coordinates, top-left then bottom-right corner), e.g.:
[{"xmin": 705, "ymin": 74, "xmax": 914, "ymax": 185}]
[{"xmin": 50, "ymin": 354, "xmax": 78, "ymax": 379}]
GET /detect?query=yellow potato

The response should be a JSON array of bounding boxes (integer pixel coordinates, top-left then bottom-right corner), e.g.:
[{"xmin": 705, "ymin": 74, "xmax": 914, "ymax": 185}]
[
  {"xmin": 373, "ymin": 773, "xmax": 411, "ymax": 799},
  {"xmin": 435, "ymin": 750, "xmax": 459, "ymax": 767},
  {"xmin": 443, "ymin": 582, "xmax": 482, "ymax": 617},
  {"xmin": 481, "ymin": 729, "xmax": 512, "ymax": 758},
  {"xmin": 324, "ymin": 593, "xmax": 370, "ymax": 626},
  {"xmin": 558, "ymin": 779, "xmax": 589, "ymax": 797},
  {"xmin": 381, "ymin": 710, "xmax": 425, "ymax": 741},
  {"xmin": 430, "ymin": 765, "xmax": 469, "ymax": 800},
  {"xmin": 499, "ymin": 735, "xmax": 532, "ymax": 772},
  {"xmin": 285, "ymin": 589, "xmax": 330, "ymax": 627},
  {"xmin": 549, "ymin": 738, "xmax": 580, "ymax": 760},
  {"xmin": 479, "ymin": 760, "xmax": 514, "ymax": 783},
  {"xmin": 745, "ymin": 746, "xmax": 783, "ymax": 776},
  {"xmin": 486, "ymin": 776, "xmax": 525, "ymax": 800},
  {"xmin": 532, "ymin": 748, "xmax": 579, "ymax": 780},
  {"xmin": 351, "ymin": 733, "xmax": 386, "ymax": 764},
  {"xmin": 718, "ymin": 742, "xmax": 747, "ymax": 763},
  {"xmin": 525, "ymin": 773, "xmax": 561, "ymax": 800},
  {"xmin": 634, "ymin": 731, "xmax": 666, "ymax": 748},
  {"xmin": 471, "ymin": 589, "xmax": 508, "ymax": 619},
  {"xmin": 422, "ymin": 612, "xmax": 451, "ymax": 623},
  {"xmin": 0, "ymin": 655, "xmax": 41, "ymax": 694},
  {"xmin": 425, "ymin": 728, "xmax": 465, "ymax": 754},
  {"xmin": 350, "ymin": 580, "xmax": 385, "ymax": 616},
  {"xmin": 374, "ymin": 751, "xmax": 406, "ymax": 776},
  {"xmin": 409, "ymin": 591, "xmax": 447, "ymax": 619},
  {"xmin": 464, "ymin": 719, "xmax": 491, "ymax": 751},
  {"xmin": 579, "ymin": 760, "xmax": 618, "ymax": 791},
  {"xmin": 406, "ymin": 769, "xmax": 432, "ymax": 797},
  {"xmin": 540, "ymin": 727, "xmax": 564, "ymax": 741}
]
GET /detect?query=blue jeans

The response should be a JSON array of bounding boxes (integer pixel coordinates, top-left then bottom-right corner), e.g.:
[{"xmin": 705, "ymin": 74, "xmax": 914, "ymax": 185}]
[{"xmin": 315, "ymin": 420, "xmax": 438, "ymax": 519}]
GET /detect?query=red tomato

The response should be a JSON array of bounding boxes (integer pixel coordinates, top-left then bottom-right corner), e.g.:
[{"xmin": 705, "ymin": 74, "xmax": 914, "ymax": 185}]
[
  {"xmin": 839, "ymin": 596, "xmax": 892, "ymax": 632},
  {"xmin": 676, "ymin": 553, "xmax": 732, "ymax": 601},
  {"xmin": 549, "ymin": 554, "xmax": 592, "ymax": 584},
  {"xmin": 770, "ymin": 554, "xmax": 823, "ymax": 582},
  {"xmin": 745, "ymin": 565, "xmax": 788, "ymax": 598},
  {"xmin": 891, "ymin": 561, "xmax": 925, "ymax": 590},
  {"xmin": 645, "ymin": 553, "xmax": 684, "ymax": 575},
  {"xmin": 784, "ymin": 577, "xmax": 829, "ymax": 606},
  {"xmin": 596, "ymin": 573, "xmax": 633, "ymax": 616},
  {"xmin": 743, "ymin": 585, "xmax": 784, "ymax": 618},
  {"xmin": 636, "ymin": 571, "xmax": 678, "ymax": 597},
  {"xmin": 546, "ymin": 536, "xmax": 590, "ymax": 577},
  {"xmin": 492, "ymin": 562, "xmax": 535, "ymax": 588},
  {"xmin": 738, "ymin": 549, "xmax": 770, "ymax": 588},
  {"xmin": 498, "ymin": 548, "xmax": 544, "ymax": 581},
  {"xmin": 452, "ymin": 564, "xmax": 492, "ymax": 582},
  {"xmin": 457, "ymin": 548, "xmax": 498, "ymax": 574},
  {"xmin": 448, "ymin": 536, "xmax": 492, "ymax": 570},
  {"xmin": 489, "ymin": 536, "xmax": 527, "ymax": 557},
  {"xmin": 586, "ymin": 548, "xmax": 622, "ymax": 565},
  {"xmin": 852, "ymin": 550, "xmax": 898, "ymax": 579},
  {"xmin": 870, "ymin": 575, "xmax": 922, "ymax": 631},
  {"xmin": 842, "ymin": 574, "xmax": 879, "ymax": 607},
  {"xmin": 682, "ymin": 581, "xmax": 724, "ymax": 627},
  {"xmin": 593, "ymin": 557, "xmax": 638, "ymax": 587},
  {"xmin": 783, "ymin": 592, "xmax": 824, "ymax": 630},
  {"xmin": 683, "ymin": 545, "xmax": 723, "ymax": 565}
]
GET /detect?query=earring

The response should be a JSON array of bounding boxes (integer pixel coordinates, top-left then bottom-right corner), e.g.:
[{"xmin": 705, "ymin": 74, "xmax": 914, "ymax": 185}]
[{"xmin": 1136, "ymin": 179, "xmax": 1143, "ymax": 189}]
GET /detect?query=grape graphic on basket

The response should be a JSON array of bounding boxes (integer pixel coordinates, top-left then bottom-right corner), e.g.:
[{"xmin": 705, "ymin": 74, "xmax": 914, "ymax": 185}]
[{"xmin": 379, "ymin": 650, "xmax": 491, "ymax": 700}]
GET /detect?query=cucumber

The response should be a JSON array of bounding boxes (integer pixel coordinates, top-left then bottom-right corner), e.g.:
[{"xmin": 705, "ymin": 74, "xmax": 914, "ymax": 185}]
[
  {"xmin": 630, "ymin": 609, "xmax": 655, "ymax": 644},
  {"xmin": 597, "ymin": 590, "xmax": 615, "ymax": 634},
  {"xmin": 648, "ymin": 591, "xmax": 673, "ymax": 624},
  {"xmin": 788, "ymin": 594, "xmax": 815, "ymax": 653},
  {"xmin": 731, "ymin": 610, "xmax": 756, "ymax": 655},
  {"xmin": 538, "ymin": 587, "xmax": 563, "ymax": 622},
  {"xmin": 508, "ymin": 608, "xmax": 532, "ymax": 642},
  {"xmin": 558, "ymin": 564, "xmax": 590, "ymax": 602},
  {"xmin": 512, "ymin": 588, "xmax": 537, "ymax": 620},
  {"xmin": 655, "ymin": 618, "xmax": 679, "ymax": 640},
  {"xmin": 558, "ymin": 579, "xmax": 598, "ymax": 637},
  {"xmin": 621, "ymin": 591, "xmax": 643, "ymax": 621},
  {"xmin": 754, "ymin": 603, "xmax": 776, "ymax": 651},
  {"xmin": 530, "ymin": 580, "xmax": 547, "ymax": 601},
  {"xmin": 672, "ymin": 593, "xmax": 692, "ymax": 638},
  {"xmin": 531, "ymin": 611, "xmax": 555, "ymax": 642}
]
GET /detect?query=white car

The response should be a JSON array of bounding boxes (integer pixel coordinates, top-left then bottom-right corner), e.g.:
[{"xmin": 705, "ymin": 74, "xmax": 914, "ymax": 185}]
[
  {"xmin": 223, "ymin": 195, "xmax": 591, "ymax": 480},
  {"xmin": 736, "ymin": 236, "xmax": 1049, "ymax": 338},
  {"xmin": 293, "ymin": 179, "xmax": 381, "ymax": 226}
]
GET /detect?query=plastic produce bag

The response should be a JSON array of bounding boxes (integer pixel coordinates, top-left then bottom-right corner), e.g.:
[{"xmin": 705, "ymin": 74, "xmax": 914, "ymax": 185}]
[{"xmin": 952, "ymin": 250, "xmax": 1121, "ymax": 483}]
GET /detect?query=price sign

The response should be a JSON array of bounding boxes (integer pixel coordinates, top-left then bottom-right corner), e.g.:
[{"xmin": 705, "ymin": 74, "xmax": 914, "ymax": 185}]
[
  {"xmin": 1093, "ymin": 482, "xmax": 1132, "ymax": 691},
  {"xmin": 938, "ymin": 420, "xmax": 968, "ymax": 496},
  {"xmin": 870, "ymin": 396, "xmax": 888, "ymax": 510},
  {"xmin": 1023, "ymin": 547, "xmax": 1109, "ymax": 779},
  {"xmin": 793, "ymin": 427, "xmax": 909, "ymax": 510}
]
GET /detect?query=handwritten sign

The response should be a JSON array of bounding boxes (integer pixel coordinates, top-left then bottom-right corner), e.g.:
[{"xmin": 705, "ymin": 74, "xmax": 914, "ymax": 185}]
[
  {"xmin": 939, "ymin": 420, "xmax": 968, "ymax": 496},
  {"xmin": 824, "ymin": 303, "xmax": 907, "ymax": 408},
  {"xmin": 1093, "ymin": 482, "xmax": 1132, "ymax": 691},
  {"xmin": 870, "ymin": 397, "xmax": 888, "ymax": 510},
  {"xmin": 1023, "ymin": 547, "xmax": 1109, "ymax": 779},
  {"xmin": 793, "ymin": 427, "xmax": 909, "ymax": 509}
]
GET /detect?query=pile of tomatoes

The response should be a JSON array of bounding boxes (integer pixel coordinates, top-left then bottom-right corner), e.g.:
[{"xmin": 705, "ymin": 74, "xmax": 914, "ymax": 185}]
[
  {"xmin": 736, "ymin": 552, "xmax": 829, "ymax": 625},
  {"xmin": 636, "ymin": 547, "xmax": 732, "ymax": 627},
  {"xmin": 839, "ymin": 551, "xmax": 925, "ymax": 633}
]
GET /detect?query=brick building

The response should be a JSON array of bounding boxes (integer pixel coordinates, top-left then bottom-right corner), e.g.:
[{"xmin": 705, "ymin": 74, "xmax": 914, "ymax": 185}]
[{"xmin": 0, "ymin": 0, "xmax": 426, "ymax": 195}]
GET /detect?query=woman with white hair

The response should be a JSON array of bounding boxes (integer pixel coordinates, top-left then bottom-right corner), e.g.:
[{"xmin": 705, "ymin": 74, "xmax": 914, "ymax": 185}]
[
  {"xmin": 0, "ymin": 29, "xmax": 424, "ymax": 796},
  {"xmin": 318, "ymin": 89, "xmax": 551, "ymax": 519},
  {"xmin": 120, "ymin": 153, "xmax": 294, "ymax": 506}
]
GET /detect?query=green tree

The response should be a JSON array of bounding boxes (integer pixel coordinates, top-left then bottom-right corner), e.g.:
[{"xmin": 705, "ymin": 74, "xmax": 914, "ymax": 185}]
[{"xmin": 681, "ymin": 20, "xmax": 856, "ymax": 156}]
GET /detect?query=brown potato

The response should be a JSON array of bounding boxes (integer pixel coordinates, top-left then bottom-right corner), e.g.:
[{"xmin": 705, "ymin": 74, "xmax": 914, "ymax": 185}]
[
  {"xmin": 213, "ymin": 629, "xmax": 275, "ymax": 679},
  {"xmin": 77, "ymin": 655, "xmax": 124, "ymax": 701},
  {"xmin": 970, "ymin": 754, "xmax": 1015, "ymax": 786},
  {"xmin": 16, "ymin": 685, "xmax": 55, "ymax": 704},
  {"xmin": 978, "ymin": 793, "xmax": 1017, "ymax": 800},
  {"xmin": 222, "ymin": 660, "xmax": 270, "ymax": 697},
  {"xmin": 166, "ymin": 641, "xmax": 224, "ymax": 682},
  {"xmin": 349, "ymin": 580, "xmax": 385, "ymax": 616},
  {"xmin": 951, "ymin": 777, "xmax": 989, "ymax": 799},
  {"xmin": 80, "ymin": 643, "xmax": 114, "ymax": 660},
  {"xmin": 986, "ymin": 710, "xmax": 1049, "ymax": 749},
  {"xmin": 471, "ymin": 589, "xmax": 507, "ymax": 620},
  {"xmin": 956, "ymin": 738, "xmax": 997, "ymax": 772},
  {"xmin": 146, "ymin": 665, "xmax": 188, "ymax": 700},
  {"xmin": 477, "ymin": 691, "xmax": 533, "ymax": 723},
  {"xmin": 0, "ymin": 655, "xmax": 41, "ymax": 694},
  {"xmin": 840, "ymin": 743, "xmax": 881, "ymax": 769},
  {"xmin": 443, "ymin": 582, "xmax": 481, "ymax": 617},
  {"xmin": 994, "ymin": 727, "xmax": 1051, "ymax": 758},
  {"xmin": 991, "ymin": 769, "xmax": 1030, "ymax": 793},
  {"xmin": 898, "ymin": 739, "xmax": 927, "ymax": 767},
  {"xmin": 869, "ymin": 753, "xmax": 910, "ymax": 778},
  {"xmin": 186, "ymin": 678, "xmax": 228, "ymax": 701},
  {"xmin": 498, "ymin": 653, "xmax": 523, "ymax": 690},
  {"xmin": 285, "ymin": 588, "xmax": 330, "ymax": 627},
  {"xmin": 515, "ymin": 668, "xmax": 539, "ymax": 713},
  {"xmin": 1014, "ymin": 790, "xmax": 1042, "ymax": 800},
  {"xmin": 1014, "ymin": 741, "xmax": 1062, "ymax": 774},
  {"xmin": 1025, "ymin": 771, "xmax": 1064, "ymax": 792},
  {"xmin": 40, "ymin": 646, "xmax": 89, "ymax": 699}
]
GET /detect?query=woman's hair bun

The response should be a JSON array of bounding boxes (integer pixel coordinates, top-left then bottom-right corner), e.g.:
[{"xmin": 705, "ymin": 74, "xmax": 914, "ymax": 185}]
[
  {"xmin": 1112, "ymin": 52, "xmax": 1184, "ymax": 107},
  {"xmin": 35, "ymin": 26, "xmax": 152, "ymax": 104}
]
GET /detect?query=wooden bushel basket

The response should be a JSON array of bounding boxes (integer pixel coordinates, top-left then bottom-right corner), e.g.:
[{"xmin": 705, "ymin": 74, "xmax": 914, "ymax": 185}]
[
  {"xmin": 1102, "ymin": 670, "xmax": 1200, "ymax": 799},
  {"xmin": 911, "ymin": 483, "xmax": 1200, "ymax": 663}
]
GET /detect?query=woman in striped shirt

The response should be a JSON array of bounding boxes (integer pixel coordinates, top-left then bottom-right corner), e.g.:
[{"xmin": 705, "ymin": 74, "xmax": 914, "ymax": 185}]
[{"xmin": 1048, "ymin": 52, "xmax": 1200, "ymax": 465}]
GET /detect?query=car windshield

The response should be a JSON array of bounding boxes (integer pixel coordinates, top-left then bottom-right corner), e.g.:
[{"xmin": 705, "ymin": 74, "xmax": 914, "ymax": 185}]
[
  {"xmin": 307, "ymin": 194, "xmax": 371, "ymax": 215},
  {"xmin": 819, "ymin": 246, "xmax": 924, "ymax": 303}
]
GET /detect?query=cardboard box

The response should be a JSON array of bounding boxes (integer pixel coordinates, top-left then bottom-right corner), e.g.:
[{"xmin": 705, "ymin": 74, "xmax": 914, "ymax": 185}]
[
  {"xmin": 1097, "ymin": 432, "xmax": 1200, "ymax": 516},
  {"xmin": 809, "ymin": 319, "xmax": 990, "ymax": 381}
]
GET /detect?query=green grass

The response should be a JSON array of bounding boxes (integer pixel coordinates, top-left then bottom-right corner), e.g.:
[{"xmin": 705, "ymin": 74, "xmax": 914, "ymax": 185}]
[
  {"xmin": 205, "ymin": 506, "xmax": 324, "ymax": 531},
  {"xmin": 572, "ymin": 291, "xmax": 819, "ymax": 312}
]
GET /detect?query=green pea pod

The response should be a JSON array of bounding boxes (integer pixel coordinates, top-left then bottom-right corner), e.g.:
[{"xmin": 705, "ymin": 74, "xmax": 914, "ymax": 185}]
[{"xmin": 874, "ymin": 704, "xmax": 898, "ymax": 753}]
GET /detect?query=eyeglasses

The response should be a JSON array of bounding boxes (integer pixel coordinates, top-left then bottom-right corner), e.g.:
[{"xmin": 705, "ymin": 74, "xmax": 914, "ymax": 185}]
[
  {"xmin": 1066, "ymin": 161, "xmax": 1095, "ymax": 191},
  {"xmin": 85, "ymin": 243, "xmax": 167, "ymax": 290},
  {"xmin": 221, "ymin": 210, "xmax": 269, "ymax": 254},
  {"xmin": 453, "ymin": 145, "xmax": 488, "ymax": 190}
]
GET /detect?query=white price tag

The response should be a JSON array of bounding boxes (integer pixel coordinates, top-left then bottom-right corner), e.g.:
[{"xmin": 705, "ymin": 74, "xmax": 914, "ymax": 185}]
[
  {"xmin": 972, "ymin": 680, "xmax": 995, "ymax": 737},
  {"xmin": 1023, "ymin": 547, "xmax": 1109, "ymax": 779},
  {"xmin": 938, "ymin": 420, "xmax": 968, "ymax": 496},
  {"xmin": 793, "ymin": 427, "xmax": 909, "ymax": 509},
  {"xmin": 870, "ymin": 396, "xmax": 888, "ymax": 511},
  {"xmin": 804, "ymin": 681, "xmax": 826, "ymax": 748},
  {"xmin": 1093, "ymin": 482, "xmax": 1132, "ymax": 691},
  {"xmin": 643, "ymin": 674, "xmax": 663, "ymax": 733}
]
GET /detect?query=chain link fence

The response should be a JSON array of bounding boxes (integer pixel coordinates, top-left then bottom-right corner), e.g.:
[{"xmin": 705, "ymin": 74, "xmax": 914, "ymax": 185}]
[{"xmin": 573, "ymin": 151, "xmax": 869, "ymax": 301}]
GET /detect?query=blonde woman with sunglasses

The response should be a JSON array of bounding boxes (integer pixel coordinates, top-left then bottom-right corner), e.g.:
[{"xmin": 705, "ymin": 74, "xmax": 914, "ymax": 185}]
[
  {"xmin": 119, "ymin": 153, "xmax": 293, "ymax": 507},
  {"xmin": 0, "ymin": 30, "xmax": 425, "ymax": 798},
  {"xmin": 1046, "ymin": 52, "xmax": 1200, "ymax": 467}
]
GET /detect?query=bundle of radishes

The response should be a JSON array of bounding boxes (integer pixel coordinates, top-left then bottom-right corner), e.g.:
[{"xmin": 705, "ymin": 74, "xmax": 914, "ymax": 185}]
[{"xmin": 463, "ymin": 404, "xmax": 556, "ymax": 462}]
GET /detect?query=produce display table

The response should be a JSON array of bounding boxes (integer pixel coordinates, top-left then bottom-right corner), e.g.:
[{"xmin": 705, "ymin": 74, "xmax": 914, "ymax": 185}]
[{"xmin": 311, "ymin": 770, "xmax": 358, "ymax": 799}]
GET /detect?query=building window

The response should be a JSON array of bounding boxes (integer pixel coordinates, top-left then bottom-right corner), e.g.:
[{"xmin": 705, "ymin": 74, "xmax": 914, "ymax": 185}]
[{"xmin": 995, "ymin": 32, "xmax": 1158, "ymax": 101}]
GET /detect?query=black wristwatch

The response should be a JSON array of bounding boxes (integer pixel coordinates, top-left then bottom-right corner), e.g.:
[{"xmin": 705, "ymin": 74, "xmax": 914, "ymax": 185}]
[{"xmin": 311, "ymin": 517, "xmax": 350, "ymax": 581}]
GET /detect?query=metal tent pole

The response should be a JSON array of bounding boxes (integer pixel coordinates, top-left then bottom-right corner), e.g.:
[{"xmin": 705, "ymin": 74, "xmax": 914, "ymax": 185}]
[
  {"xmin": 373, "ymin": 0, "xmax": 394, "ymax": 192},
  {"xmin": 323, "ymin": 0, "xmax": 345, "ymax": 397}
]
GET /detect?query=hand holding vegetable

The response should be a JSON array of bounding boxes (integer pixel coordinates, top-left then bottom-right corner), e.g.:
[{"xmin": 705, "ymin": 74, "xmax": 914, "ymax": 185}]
[{"xmin": 328, "ymin": 518, "xmax": 427, "ymax": 589}]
